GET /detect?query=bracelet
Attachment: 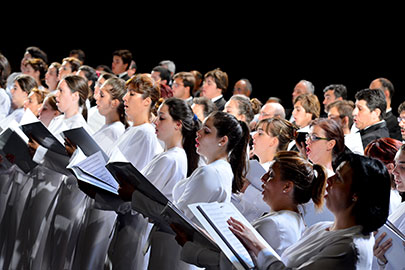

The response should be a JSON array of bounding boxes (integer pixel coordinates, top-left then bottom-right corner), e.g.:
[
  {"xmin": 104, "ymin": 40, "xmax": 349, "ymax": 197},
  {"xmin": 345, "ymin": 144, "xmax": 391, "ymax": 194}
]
[{"xmin": 377, "ymin": 257, "xmax": 388, "ymax": 266}]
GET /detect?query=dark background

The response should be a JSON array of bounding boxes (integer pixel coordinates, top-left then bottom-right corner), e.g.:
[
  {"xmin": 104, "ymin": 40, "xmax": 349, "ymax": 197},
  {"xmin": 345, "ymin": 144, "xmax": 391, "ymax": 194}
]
[{"xmin": 2, "ymin": 7, "xmax": 404, "ymax": 113}]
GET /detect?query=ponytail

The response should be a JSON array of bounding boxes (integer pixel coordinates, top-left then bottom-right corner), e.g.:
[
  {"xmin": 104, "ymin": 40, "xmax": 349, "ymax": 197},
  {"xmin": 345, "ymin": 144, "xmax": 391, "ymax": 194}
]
[
  {"xmin": 63, "ymin": 75, "xmax": 89, "ymax": 121},
  {"xmin": 183, "ymin": 116, "xmax": 201, "ymax": 176},
  {"xmin": 274, "ymin": 151, "xmax": 327, "ymax": 210},
  {"xmin": 164, "ymin": 97, "xmax": 201, "ymax": 176},
  {"xmin": 228, "ymin": 120, "xmax": 250, "ymax": 193},
  {"xmin": 311, "ymin": 164, "xmax": 327, "ymax": 210}
]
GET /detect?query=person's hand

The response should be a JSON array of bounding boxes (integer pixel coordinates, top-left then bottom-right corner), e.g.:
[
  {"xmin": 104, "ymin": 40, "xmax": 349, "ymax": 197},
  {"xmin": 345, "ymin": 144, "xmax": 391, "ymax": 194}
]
[
  {"xmin": 118, "ymin": 181, "xmax": 135, "ymax": 202},
  {"xmin": 27, "ymin": 136, "xmax": 40, "ymax": 157},
  {"xmin": 64, "ymin": 137, "xmax": 77, "ymax": 157},
  {"xmin": 170, "ymin": 223, "xmax": 191, "ymax": 246},
  {"xmin": 373, "ymin": 231, "xmax": 392, "ymax": 265},
  {"xmin": 227, "ymin": 217, "xmax": 266, "ymax": 256}
]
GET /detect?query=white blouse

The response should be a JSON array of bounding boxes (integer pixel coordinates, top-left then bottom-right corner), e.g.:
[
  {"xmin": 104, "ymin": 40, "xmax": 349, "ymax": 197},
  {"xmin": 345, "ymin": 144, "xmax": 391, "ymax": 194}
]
[
  {"xmin": 107, "ymin": 123, "xmax": 163, "ymax": 171},
  {"xmin": 92, "ymin": 121, "xmax": 125, "ymax": 154},
  {"xmin": 140, "ymin": 147, "xmax": 187, "ymax": 201},
  {"xmin": 252, "ymin": 210, "xmax": 305, "ymax": 256},
  {"xmin": 173, "ymin": 159, "xmax": 233, "ymax": 221}
]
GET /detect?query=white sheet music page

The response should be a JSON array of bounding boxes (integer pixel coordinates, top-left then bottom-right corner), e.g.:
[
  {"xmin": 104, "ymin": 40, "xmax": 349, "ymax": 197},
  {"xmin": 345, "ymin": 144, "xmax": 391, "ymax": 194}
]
[
  {"xmin": 189, "ymin": 202, "xmax": 280, "ymax": 270},
  {"xmin": 69, "ymin": 151, "xmax": 119, "ymax": 192}
]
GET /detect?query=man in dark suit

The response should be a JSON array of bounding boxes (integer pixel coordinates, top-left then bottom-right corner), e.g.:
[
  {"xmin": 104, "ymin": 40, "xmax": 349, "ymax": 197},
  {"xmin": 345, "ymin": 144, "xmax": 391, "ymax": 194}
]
[
  {"xmin": 353, "ymin": 88, "xmax": 390, "ymax": 150},
  {"xmin": 369, "ymin": 77, "xmax": 402, "ymax": 140},
  {"xmin": 200, "ymin": 68, "xmax": 228, "ymax": 111}
]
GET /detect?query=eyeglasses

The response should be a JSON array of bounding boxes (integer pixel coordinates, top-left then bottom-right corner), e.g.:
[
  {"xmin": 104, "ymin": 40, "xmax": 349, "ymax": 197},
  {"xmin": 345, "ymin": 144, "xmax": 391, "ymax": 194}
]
[
  {"xmin": 306, "ymin": 133, "xmax": 329, "ymax": 142},
  {"xmin": 397, "ymin": 117, "xmax": 405, "ymax": 123},
  {"xmin": 172, "ymin": 83, "xmax": 184, "ymax": 88}
]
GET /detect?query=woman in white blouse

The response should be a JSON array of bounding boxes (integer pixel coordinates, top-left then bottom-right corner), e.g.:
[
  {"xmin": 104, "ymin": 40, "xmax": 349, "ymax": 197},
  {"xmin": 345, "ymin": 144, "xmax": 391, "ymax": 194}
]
[
  {"xmin": 93, "ymin": 74, "xmax": 163, "ymax": 270},
  {"xmin": 179, "ymin": 151, "xmax": 327, "ymax": 269},
  {"xmin": 71, "ymin": 77, "xmax": 128, "ymax": 270},
  {"xmin": 173, "ymin": 111, "xmax": 250, "ymax": 222},
  {"xmin": 229, "ymin": 153, "xmax": 391, "ymax": 269},
  {"xmin": 234, "ymin": 118, "xmax": 297, "ymax": 222},
  {"xmin": 373, "ymin": 144, "xmax": 405, "ymax": 269},
  {"xmin": 119, "ymin": 97, "xmax": 201, "ymax": 270},
  {"xmin": 9, "ymin": 75, "xmax": 92, "ymax": 270}
]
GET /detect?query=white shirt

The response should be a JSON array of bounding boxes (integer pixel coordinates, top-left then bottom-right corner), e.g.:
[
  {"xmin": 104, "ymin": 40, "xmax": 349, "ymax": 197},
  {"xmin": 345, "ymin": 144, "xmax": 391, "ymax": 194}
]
[
  {"xmin": 92, "ymin": 121, "xmax": 125, "ymax": 153},
  {"xmin": 107, "ymin": 123, "xmax": 163, "ymax": 171},
  {"xmin": 345, "ymin": 132, "xmax": 364, "ymax": 155},
  {"xmin": 173, "ymin": 159, "xmax": 233, "ymax": 222},
  {"xmin": 0, "ymin": 88, "xmax": 11, "ymax": 121},
  {"xmin": 140, "ymin": 147, "xmax": 187, "ymax": 201},
  {"xmin": 253, "ymin": 210, "xmax": 305, "ymax": 256},
  {"xmin": 87, "ymin": 106, "xmax": 106, "ymax": 133}
]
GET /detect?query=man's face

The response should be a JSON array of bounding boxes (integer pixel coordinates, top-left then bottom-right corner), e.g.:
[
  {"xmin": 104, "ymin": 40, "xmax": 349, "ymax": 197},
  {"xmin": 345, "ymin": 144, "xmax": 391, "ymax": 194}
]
[{"xmin": 352, "ymin": 100, "xmax": 378, "ymax": 130}]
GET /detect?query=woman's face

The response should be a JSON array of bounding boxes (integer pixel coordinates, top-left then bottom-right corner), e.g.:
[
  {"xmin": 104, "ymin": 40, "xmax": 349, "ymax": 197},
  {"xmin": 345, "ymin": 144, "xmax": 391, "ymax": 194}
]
[
  {"xmin": 10, "ymin": 81, "xmax": 28, "ymax": 109},
  {"xmin": 55, "ymin": 79, "xmax": 77, "ymax": 113},
  {"xmin": 38, "ymin": 97, "xmax": 59, "ymax": 127},
  {"xmin": 252, "ymin": 123, "xmax": 276, "ymax": 161},
  {"xmin": 45, "ymin": 66, "xmax": 59, "ymax": 90},
  {"xmin": 58, "ymin": 61, "xmax": 73, "ymax": 80},
  {"xmin": 155, "ymin": 104, "xmax": 178, "ymax": 143},
  {"xmin": 123, "ymin": 86, "xmax": 148, "ymax": 123},
  {"xmin": 393, "ymin": 149, "xmax": 405, "ymax": 192},
  {"xmin": 292, "ymin": 101, "xmax": 312, "ymax": 128},
  {"xmin": 23, "ymin": 64, "xmax": 39, "ymax": 80},
  {"xmin": 23, "ymin": 92, "xmax": 41, "ymax": 116},
  {"xmin": 261, "ymin": 163, "xmax": 287, "ymax": 210},
  {"xmin": 93, "ymin": 76, "xmax": 107, "ymax": 101},
  {"xmin": 325, "ymin": 161, "xmax": 354, "ymax": 213},
  {"xmin": 96, "ymin": 84, "xmax": 115, "ymax": 116},
  {"xmin": 306, "ymin": 125, "xmax": 331, "ymax": 164},
  {"xmin": 195, "ymin": 116, "xmax": 221, "ymax": 158}
]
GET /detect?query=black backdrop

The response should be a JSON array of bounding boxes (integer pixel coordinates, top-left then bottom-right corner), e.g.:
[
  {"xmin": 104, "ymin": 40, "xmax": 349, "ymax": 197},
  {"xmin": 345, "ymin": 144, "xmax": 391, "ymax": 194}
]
[{"xmin": 2, "ymin": 10, "xmax": 404, "ymax": 113}]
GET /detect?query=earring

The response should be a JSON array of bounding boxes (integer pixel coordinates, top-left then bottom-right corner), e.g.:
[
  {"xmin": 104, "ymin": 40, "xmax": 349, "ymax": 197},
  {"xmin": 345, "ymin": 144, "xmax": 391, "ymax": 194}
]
[
  {"xmin": 218, "ymin": 143, "xmax": 222, "ymax": 147},
  {"xmin": 352, "ymin": 197, "xmax": 357, "ymax": 202}
]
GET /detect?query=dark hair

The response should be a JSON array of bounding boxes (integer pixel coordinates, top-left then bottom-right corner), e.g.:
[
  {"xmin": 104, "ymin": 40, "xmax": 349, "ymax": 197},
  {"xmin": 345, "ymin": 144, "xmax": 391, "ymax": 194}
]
[
  {"xmin": 257, "ymin": 117, "xmax": 297, "ymax": 151},
  {"xmin": 126, "ymin": 74, "xmax": 161, "ymax": 117},
  {"xmin": 103, "ymin": 77, "xmax": 129, "ymax": 128},
  {"xmin": 0, "ymin": 53, "xmax": 11, "ymax": 89},
  {"xmin": 322, "ymin": 84, "xmax": 347, "ymax": 100},
  {"xmin": 14, "ymin": 74, "xmax": 38, "ymax": 93},
  {"xmin": 63, "ymin": 75, "xmax": 90, "ymax": 120},
  {"xmin": 204, "ymin": 68, "xmax": 229, "ymax": 94},
  {"xmin": 326, "ymin": 100, "xmax": 355, "ymax": 128},
  {"xmin": 355, "ymin": 88, "xmax": 387, "ymax": 120},
  {"xmin": 274, "ymin": 151, "xmax": 327, "ymax": 209},
  {"xmin": 173, "ymin": 72, "xmax": 196, "ymax": 94},
  {"xmin": 62, "ymin": 57, "xmax": 82, "ymax": 73},
  {"xmin": 310, "ymin": 118, "xmax": 345, "ymax": 161},
  {"xmin": 113, "ymin": 49, "xmax": 132, "ymax": 69},
  {"xmin": 25, "ymin": 58, "xmax": 48, "ymax": 85},
  {"xmin": 193, "ymin": 97, "xmax": 216, "ymax": 118},
  {"xmin": 152, "ymin": 66, "xmax": 171, "ymax": 84},
  {"xmin": 211, "ymin": 111, "xmax": 250, "ymax": 193},
  {"xmin": 163, "ymin": 97, "xmax": 201, "ymax": 176},
  {"xmin": 334, "ymin": 153, "xmax": 391, "ymax": 235},
  {"xmin": 26, "ymin": 46, "xmax": 48, "ymax": 63},
  {"xmin": 364, "ymin": 137, "xmax": 403, "ymax": 189},
  {"xmin": 250, "ymin": 98, "xmax": 262, "ymax": 115},
  {"xmin": 69, "ymin": 49, "xmax": 86, "ymax": 63},
  {"xmin": 78, "ymin": 65, "xmax": 98, "ymax": 94}
]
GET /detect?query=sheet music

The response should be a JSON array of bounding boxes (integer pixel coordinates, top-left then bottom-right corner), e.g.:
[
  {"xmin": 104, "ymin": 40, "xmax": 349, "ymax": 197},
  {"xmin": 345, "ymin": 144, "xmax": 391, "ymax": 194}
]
[
  {"xmin": 189, "ymin": 202, "xmax": 280, "ymax": 270},
  {"xmin": 245, "ymin": 159, "xmax": 267, "ymax": 191},
  {"xmin": 68, "ymin": 151, "xmax": 119, "ymax": 194},
  {"xmin": 375, "ymin": 221, "xmax": 405, "ymax": 269}
]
